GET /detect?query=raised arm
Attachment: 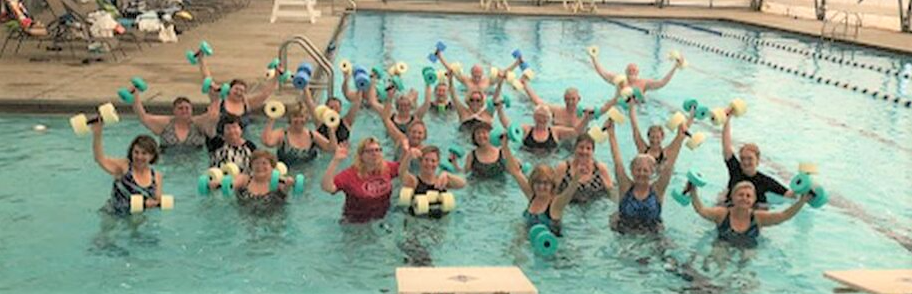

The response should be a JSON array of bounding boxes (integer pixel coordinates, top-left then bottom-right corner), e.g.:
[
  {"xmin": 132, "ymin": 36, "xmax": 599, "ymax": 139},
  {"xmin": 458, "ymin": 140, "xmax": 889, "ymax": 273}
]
[
  {"xmin": 553, "ymin": 166, "xmax": 584, "ymax": 210},
  {"xmin": 689, "ymin": 186, "xmax": 726, "ymax": 223},
  {"xmin": 399, "ymin": 139, "xmax": 416, "ymax": 186},
  {"xmin": 627, "ymin": 102, "xmax": 648, "ymax": 152},
  {"xmin": 380, "ymin": 102, "xmax": 407, "ymax": 144},
  {"xmin": 301, "ymin": 88, "xmax": 321, "ymax": 129},
  {"xmin": 590, "ymin": 55, "xmax": 618, "ymax": 84},
  {"xmin": 644, "ymin": 65, "xmax": 678, "ymax": 91},
  {"xmin": 341, "ymin": 71, "xmax": 359, "ymax": 102},
  {"xmin": 131, "ymin": 92, "xmax": 170, "ymax": 135},
  {"xmin": 191, "ymin": 97, "xmax": 221, "ymax": 134},
  {"xmin": 260, "ymin": 117, "xmax": 284, "ymax": 148},
  {"xmin": 247, "ymin": 78, "xmax": 279, "ymax": 110},
  {"xmin": 91, "ymin": 123, "xmax": 127, "ymax": 177},
  {"xmin": 322, "ymin": 145, "xmax": 348, "ymax": 193},
  {"xmin": 448, "ymin": 72, "xmax": 469, "ymax": 117},
  {"xmin": 343, "ymin": 93, "xmax": 362, "ymax": 126},
  {"xmin": 502, "ymin": 138, "xmax": 533, "ymax": 200},
  {"xmin": 605, "ymin": 120, "xmax": 632, "ymax": 193},
  {"xmin": 312, "ymin": 125, "xmax": 338, "ymax": 152},
  {"xmin": 722, "ymin": 114, "xmax": 734, "ymax": 160},
  {"xmin": 756, "ymin": 194, "xmax": 809, "ymax": 227},
  {"xmin": 436, "ymin": 53, "xmax": 469, "ymax": 86},
  {"xmin": 198, "ymin": 54, "xmax": 213, "ymax": 80},
  {"xmin": 415, "ymin": 88, "xmax": 432, "ymax": 119},
  {"xmin": 654, "ymin": 123, "xmax": 688, "ymax": 199},
  {"xmin": 520, "ymin": 79, "xmax": 547, "ymax": 107}
]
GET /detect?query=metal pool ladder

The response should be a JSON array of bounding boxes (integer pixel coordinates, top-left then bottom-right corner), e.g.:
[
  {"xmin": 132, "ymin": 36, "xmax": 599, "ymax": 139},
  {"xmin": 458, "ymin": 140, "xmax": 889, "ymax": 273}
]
[
  {"xmin": 821, "ymin": 10, "xmax": 862, "ymax": 41},
  {"xmin": 277, "ymin": 35, "xmax": 335, "ymax": 99}
]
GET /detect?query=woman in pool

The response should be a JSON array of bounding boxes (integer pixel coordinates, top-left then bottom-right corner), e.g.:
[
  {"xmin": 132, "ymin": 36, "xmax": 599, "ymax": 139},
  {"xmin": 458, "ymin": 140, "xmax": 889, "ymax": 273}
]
[
  {"xmin": 400, "ymin": 145, "xmax": 466, "ymax": 218},
  {"xmin": 446, "ymin": 122, "xmax": 507, "ymax": 179},
  {"xmin": 720, "ymin": 116, "xmax": 794, "ymax": 208},
  {"xmin": 605, "ymin": 117, "xmax": 687, "ymax": 234},
  {"xmin": 380, "ymin": 101, "xmax": 428, "ymax": 169},
  {"xmin": 502, "ymin": 135, "xmax": 581, "ymax": 236},
  {"xmin": 369, "ymin": 89, "xmax": 431, "ymax": 134},
  {"xmin": 221, "ymin": 151, "xmax": 299, "ymax": 212},
  {"xmin": 449, "ymin": 69, "xmax": 506, "ymax": 132},
  {"xmin": 91, "ymin": 122, "xmax": 163, "ymax": 216},
  {"xmin": 627, "ymin": 100, "xmax": 695, "ymax": 171},
  {"xmin": 132, "ymin": 95, "xmax": 219, "ymax": 152},
  {"xmin": 198, "ymin": 53, "xmax": 278, "ymax": 135},
  {"xmin": 300, "ymin": 86, "xmax": 360, "ymax": 144},
  {"xmin": 321, "ymin": 137, "xmax": 408, "ymax": 223},
  {"xmin": 552, "ymin": 134, "xmax": 615, "ymax": 204},
  {"xmin": 261, "ymin": 102, "xmax": 337, "ymax": 166},
  {"xmin": 687, "ymin": 181, "xmax": 811, "ymax": 248},
  {"xmin": 494, "ymin": 103, "xmax": 588, "ymax": 153}
]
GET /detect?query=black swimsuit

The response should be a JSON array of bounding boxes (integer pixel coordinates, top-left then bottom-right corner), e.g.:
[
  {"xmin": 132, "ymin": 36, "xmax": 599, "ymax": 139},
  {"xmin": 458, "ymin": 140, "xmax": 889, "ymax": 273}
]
[{"xmin": 522, "ymin": 127, "xmax": 558, "ymax": 151}]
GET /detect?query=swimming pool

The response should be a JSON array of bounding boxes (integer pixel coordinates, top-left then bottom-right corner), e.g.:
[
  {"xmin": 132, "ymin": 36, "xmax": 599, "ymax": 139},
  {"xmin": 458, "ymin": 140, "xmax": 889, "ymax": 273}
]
[{"xmin": 2, "ymin": 12, "xmax": 911, "ymax": 293}]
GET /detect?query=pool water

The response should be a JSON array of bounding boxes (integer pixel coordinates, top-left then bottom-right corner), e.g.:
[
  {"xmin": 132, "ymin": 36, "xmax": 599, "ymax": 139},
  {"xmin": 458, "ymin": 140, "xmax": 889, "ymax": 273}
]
[{"xmin": 3, "ymin": 12, "xmax": 911, "ymax": 293}]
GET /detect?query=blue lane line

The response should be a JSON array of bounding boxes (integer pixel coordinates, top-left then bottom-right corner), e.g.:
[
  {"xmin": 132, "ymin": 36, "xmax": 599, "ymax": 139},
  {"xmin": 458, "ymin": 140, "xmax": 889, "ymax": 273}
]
[
  {"xmin": 664, "ymin": 20, "xmax": 723, "ymax": 36},
  {"xmin": 602, "ymin": 19, "xmax": 650, "ymax": 34}
]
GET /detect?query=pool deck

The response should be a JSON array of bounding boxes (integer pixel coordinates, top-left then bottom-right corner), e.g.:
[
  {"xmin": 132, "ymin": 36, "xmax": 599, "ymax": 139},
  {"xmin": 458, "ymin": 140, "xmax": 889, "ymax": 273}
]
[{"xmin": 0, "ymin": 0, "xmax": 910, "ymax": 113}]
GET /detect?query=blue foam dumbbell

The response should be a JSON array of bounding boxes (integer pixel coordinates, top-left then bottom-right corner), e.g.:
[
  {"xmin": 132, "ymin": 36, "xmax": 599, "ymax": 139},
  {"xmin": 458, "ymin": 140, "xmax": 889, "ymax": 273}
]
[
  {"xmin": 427, "ymin": 41, "xmax": 447, "ymax": 63},
  {"xmin": 293, "ymin": 62, "xmax": 313, "ymax": 90}
]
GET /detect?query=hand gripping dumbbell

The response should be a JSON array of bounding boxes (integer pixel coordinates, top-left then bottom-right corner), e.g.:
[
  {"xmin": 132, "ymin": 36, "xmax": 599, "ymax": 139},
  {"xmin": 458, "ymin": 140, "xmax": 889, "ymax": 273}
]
[
  {"xmin": 352, "ymin": 65, "xmax": 371, "ymax": 91},
  {"xmin": 202, "ymin": 77, "xmax": 230, "ymax": 100},
  {"xmin": 665, "ymin": 111, "xmax": 706, "ymax": 150},
  {"xmin": 427, "ymin": 41, "xmax": 447, "ymax": 63},
  {"xmin": 440, "ymin": 146, "xmax": 466, "ymax": 173},
  {"xmin": 69, "ymin": 103, "xmax": 120, "ymax": 136},
  {"xmin": 293, "ymin": 62, "xmax": 314, "ymax": 90},
  {"xmin": 264, "ymin": 100, "xmax": 286, "ymax": 119},
  {"xmin": 265, "ymin": 58, "xmax": 292, "ymax": 84},
  {"xmin": 116, "ymin": 77, "xmax": 148, "ymax": 104},
  {"xmin": 587, "ymin": 107, "xmax": 625, "ymax": 144},
  {"xmin": 490, "ymin": 123, "xmax": 524, "ymax": 147},
  {"xmin": 423, "ymin": 66, "xmax": 439, "ymax": 85},
  {"xmin": 668, "ymin": 50, "xmax": 688, "ymax": 69},
  {"xmin": 709, "ymin": 98, "xmax": 748, "ymax": 126},
  {"xmin": 313, "ymin": 105, "xmax": 341, "ymax": 128},
  {"xmin": 529, "ymin": 224, "xmax": 559, "ymax": 256},
  {"xmin": 185, "ymin": 41, "xmax": 213, "ymax": 65},
  {"xmin": 670, "ymin": 169, "xmax": 707, "ymax": 206},
  {"xmin": 681, "ymin": 99, "xmax": 711, "ymax": 121},
  {"xmin": 130, "ymin": 194, "xmax": 175, "ymax": 214}
]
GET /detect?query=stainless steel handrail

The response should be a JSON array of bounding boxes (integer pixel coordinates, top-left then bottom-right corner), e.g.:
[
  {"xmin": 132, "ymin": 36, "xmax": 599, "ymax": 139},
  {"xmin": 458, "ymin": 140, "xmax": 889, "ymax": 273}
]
[{"xmin": 277, "ymin": 35, "xmax": 335, "ymax": 99}]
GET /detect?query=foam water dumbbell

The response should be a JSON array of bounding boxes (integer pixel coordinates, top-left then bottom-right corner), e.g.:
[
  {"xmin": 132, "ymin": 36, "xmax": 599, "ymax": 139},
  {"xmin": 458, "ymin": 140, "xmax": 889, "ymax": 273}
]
[
  {"xmin": 485, "ymin": 95, "xmax": 512, "ymax": 113},
  {"xmin": 197, "ymin": 167, "xmax": 224, "ymax": 195},
  {"xmin": 339, "ymin": 59, "xmax": 352, "ymax": 75},
  {"xmin": 528, "ymin": 224, "xmax": 559, "ymax": 256},
  {"xmin": 185, "ymin": 41, "xmax": 213, "ymax": 65},
  {"xmin": 439, "ymin": 192, "xmax": 456, "ymax": 213},
  {"xmin": 611, "ymin": 75, "xmax": 627, "ymax": 86},
  {"xmin": 130, "ymin": 194, "xmax": 174, "ymax": 214},
  {"xmin": 490, "ymin": 123, "xmax": 524, "ymax": 147},
  {"xmin": 398, "ymin": 187, "xmax": 415, "ymax": 207},
  {"xmin": 116, "ymin": 77, "xmax": 148, "ymax": 104},
  {"xmin": 265, "ymin": 58, "xmax": 292, "ymax": 84},
  {"xmin": 353, "ymin": 65, "xmax": 371, "ymax": 91},
  {"xmin": 668, "ymin": 50, "xmax": 688, "ymax": 68},
  {"xmin": 422, "ymin": 66, "xmax": 438, "ymax": 85},
  {"xmin": 293, "ymin": 62, "xmax": 314, "ymax": 90},
  {"xmin": 412, "ymin": 194, "xmax": 430, "ymax": 215},
  {"xmin": 264, "ymin": 100, "xmax": 286, "ymax": 119},
  {"xmin": 665, "ymin": 111, "xmax": 706, "ymax": 150},
  {"xmin": 587, "ymin": 107, "xmax": 625, "ymax": 143},
  {"xmin": 587, "ymin": 45, "xmax": 599, "ymax": 58},
  {"xmin": 427, "ymin": 41, "xmax": 447, "ymax": 63},
  {"xmin": 201, "ymin": 77, "xmax": 230, "ymax": 99},
  {"xmin": 69, "ymin": 103, "xmax": 120, "ymax": 136},
  {"xmin": 709, "ymin": 98, "xmax": 749, "ymax": 126},
  {"xmin": 670, "ymin": 169, "xmax": 707, "ymax": 206}
]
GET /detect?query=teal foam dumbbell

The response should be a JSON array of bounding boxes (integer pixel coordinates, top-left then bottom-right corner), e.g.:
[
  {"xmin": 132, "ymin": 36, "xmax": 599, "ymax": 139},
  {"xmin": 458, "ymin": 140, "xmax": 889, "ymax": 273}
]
[
  {"xmin": 185, "ymin": 41, "xmax": 213, "ymax": 65},
  {"xmin": 201, "ymin": 77, "xmax": 230, "ymax": 99},
  {"xmin": 528, "ymin": 224, "xmax": 558, "ymax": 256},
  {"xmin": 422, "ymin": 66, "xmax": 438, "ymax": 85},
  {"xmin": 670, "ymin": 169, "xmax": 708, "ymax": 206},
  {"xmin": 116, "ymin": 77, "xmax": 148, "ymax": 104}
]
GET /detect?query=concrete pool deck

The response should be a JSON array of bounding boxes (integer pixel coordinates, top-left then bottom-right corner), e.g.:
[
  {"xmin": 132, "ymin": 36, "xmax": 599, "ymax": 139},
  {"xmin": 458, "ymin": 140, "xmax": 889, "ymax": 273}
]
[{"xmin": 0, "ymin": 0, "xmax": 910, "ymax": 113}]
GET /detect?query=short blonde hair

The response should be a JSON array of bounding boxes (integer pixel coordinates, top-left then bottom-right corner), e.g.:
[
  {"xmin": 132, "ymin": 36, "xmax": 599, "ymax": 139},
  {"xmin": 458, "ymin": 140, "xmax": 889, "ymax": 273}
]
[
  {"xmin": 529, "ymin": 164, "xmax": 557, "ymax": 191},
  {"xmin": 533, "ymin": 104, "xmax": 552, "ymax": 118},
  {"xmin": 740, "ymin": 143, "xmax": 760, "ymax": 158},
  {"xmin": 630, "ymin": 154, "xmax": 657, "ymax": 173}
]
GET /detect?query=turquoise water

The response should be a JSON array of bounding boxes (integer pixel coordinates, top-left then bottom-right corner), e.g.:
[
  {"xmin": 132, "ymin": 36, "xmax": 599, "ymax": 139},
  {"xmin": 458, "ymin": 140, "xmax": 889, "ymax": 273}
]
[{"xmin": 2, "ymin": 12, "xmax": 911, "ymax": 293}]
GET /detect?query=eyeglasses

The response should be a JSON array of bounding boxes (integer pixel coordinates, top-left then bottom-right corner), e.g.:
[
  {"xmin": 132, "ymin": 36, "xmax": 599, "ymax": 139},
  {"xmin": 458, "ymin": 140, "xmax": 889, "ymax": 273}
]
[{"xmin": 362, "ymin": 147, "xmax": 383, "ymax": 154}]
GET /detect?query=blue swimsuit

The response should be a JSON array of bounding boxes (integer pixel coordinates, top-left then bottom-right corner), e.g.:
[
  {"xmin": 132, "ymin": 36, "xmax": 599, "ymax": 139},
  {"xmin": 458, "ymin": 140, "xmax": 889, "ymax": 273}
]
[{"xmin": 616, "ymin": 187, "xmax": 663, "ymax": 233}]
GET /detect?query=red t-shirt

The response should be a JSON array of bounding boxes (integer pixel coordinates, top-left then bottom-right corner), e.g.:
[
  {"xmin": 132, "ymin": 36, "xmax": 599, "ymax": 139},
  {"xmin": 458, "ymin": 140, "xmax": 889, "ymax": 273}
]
[{"xmin": 332, "ymin": 161, "xmax": 400, "ymax": 223}]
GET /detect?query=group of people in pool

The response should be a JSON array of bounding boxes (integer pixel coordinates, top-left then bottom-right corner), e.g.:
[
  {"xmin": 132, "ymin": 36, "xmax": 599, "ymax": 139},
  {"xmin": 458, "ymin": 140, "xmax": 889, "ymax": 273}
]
[{"xmin": 90, "ymin": 46, "xmax": 816, "ymax": 249}]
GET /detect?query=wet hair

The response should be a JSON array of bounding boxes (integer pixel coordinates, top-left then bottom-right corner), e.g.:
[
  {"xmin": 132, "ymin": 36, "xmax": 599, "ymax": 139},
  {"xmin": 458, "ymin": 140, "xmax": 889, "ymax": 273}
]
[
  {"xmin": 574, "ymin": 133, "xmax": 595, "ymax": 150},
  {"xmin": 222, "ymin": 114, "xmax": 242, "ymax": 127},
  {"xmin": 420, "ymin": 145, "xmax": 440, "ymax": 160},
  {"xmin": 647, "ymin": 125, "xmax": 664, "ymax": 140},
  {"xmin": 172, "ymin": 97, "xmax": 191, "ymax": 107},
  {"xmin": 740, "ymin": 143, "xmax": 760, "ymax": 158},
  {"xmin": 250, "ymin": 150, "xmax": 277, "ymax": 168},
  {"xmin": 529, "ymin": 164, "xmax": 558, "ymax": 192},
  {"xmin": 471, "ymin": 122, "xmax": 493, "ymax": 146},
  {"xmin": 127, "ymin": 135, "xmax": 159, "ymax": 164},
  {"xmin": 229, "ymin": 79, "xmax": 248, "ymax": 89},
  {"xmin": 629, "ymin": 154, "xmax": 657, "ymax": 172}
]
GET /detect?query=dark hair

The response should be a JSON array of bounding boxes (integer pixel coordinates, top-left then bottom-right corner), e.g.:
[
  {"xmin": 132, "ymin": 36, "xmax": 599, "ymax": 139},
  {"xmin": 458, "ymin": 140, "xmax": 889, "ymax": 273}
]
[
  {"xmin": 222, "ymin": 114, "xmax": 242, "ymax": 127},
  {"xmin": 229, "ymin": 79, "xmax": 248, "ymax": 89},
  {"xmin": 326, "ymin": 96, "xmax": 342, "ymax": 106},
  {"xmin": 471, "ymin": 122, "xmax": 493, "ymax": 146},
  {"xmin": 127, "ymin": 135, "xmax": 159, "ymax": 164},
  {"xmin": 574, "ymin": 133, "xmax": 595, "ymax": 149},
  {"xmin": 172, "ymin": 96, "xmax": 191, "ymax": 107}
]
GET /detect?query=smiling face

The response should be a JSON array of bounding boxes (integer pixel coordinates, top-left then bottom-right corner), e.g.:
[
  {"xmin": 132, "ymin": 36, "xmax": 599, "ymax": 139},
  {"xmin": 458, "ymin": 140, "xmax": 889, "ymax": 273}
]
[
  {"xmin": 630, "ymin": 155, "xmax": 656, "ymax": 184},
  {"xmin": 435, "ymin": 83, "xmax": 448, "ymax": 100},
  {"xmin": 473, "ymin": 127, "xmax": 491, "ymax": 147},
  {"xmin": 327, "ymin": 99, "xmax": 342, "ymax": 113},
  {"xmin": 574, "ymin": 139, "xmax": 594, "ymax": 160},
  {"xmin": 739, "ymin": 145, "xmax": 760, "ymax": 176},
  {"xmin": 396, "ymin": 96, "xmax": 412, "ymax": 114},
  {"xmin": 172, "ymin": 100, "xmax": 193, "ymax": 120},
  {"xmin": 647, "ymin": 126, "xmax": 664, "ymax": 146},
  {"xmin": 731, "ymin": 182, "xmax": 757, "ymax": 209},
  {"xmin": 407, "ymin": 123, "xmax": 427, "ymax": 146},
  {"xmin": 563, "ymin": 88, "xmax": 580, "ymax": 108},
  {"xmin": 470, "ymin": 65, "xmax": 483, "ymax": 82},
  {"xmin": 625, "ymin": 64, "xmax": 640, "ymax": 80},
  {"xmin": 130, "ymin": 145, "xmax": 153, "ymax": 167},
  {"xmin": 223, "ymin": 122, "xmax": 243, "ymax": 143},
  {"xmin": 533, "ymin": 106, "xmax": 551, "ymax": 126},
  {"xmin": 359, "ymin": 141, "xmax": 384, "ymax": 166},
  {"xmin": 419, "ymin": 150, "xmax": 439, "ymax": 174},
  {"xmin": 251, "ymin": 157, "xmax": 273, "ymax": 177},
  {"xmin": 229, "ymin": 83, "xmax": 247, "ymax": 101}
]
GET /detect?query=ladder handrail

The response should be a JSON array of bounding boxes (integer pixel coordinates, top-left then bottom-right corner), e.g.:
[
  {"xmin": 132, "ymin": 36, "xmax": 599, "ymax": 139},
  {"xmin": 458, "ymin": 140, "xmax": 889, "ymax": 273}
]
[
  {"xmin": 821, "ymin": 10, "xmax": 862, "ymax": 40},
  {"xmin": 277, "ymin": 35, "xmax": 335, "ymax": 99}
]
